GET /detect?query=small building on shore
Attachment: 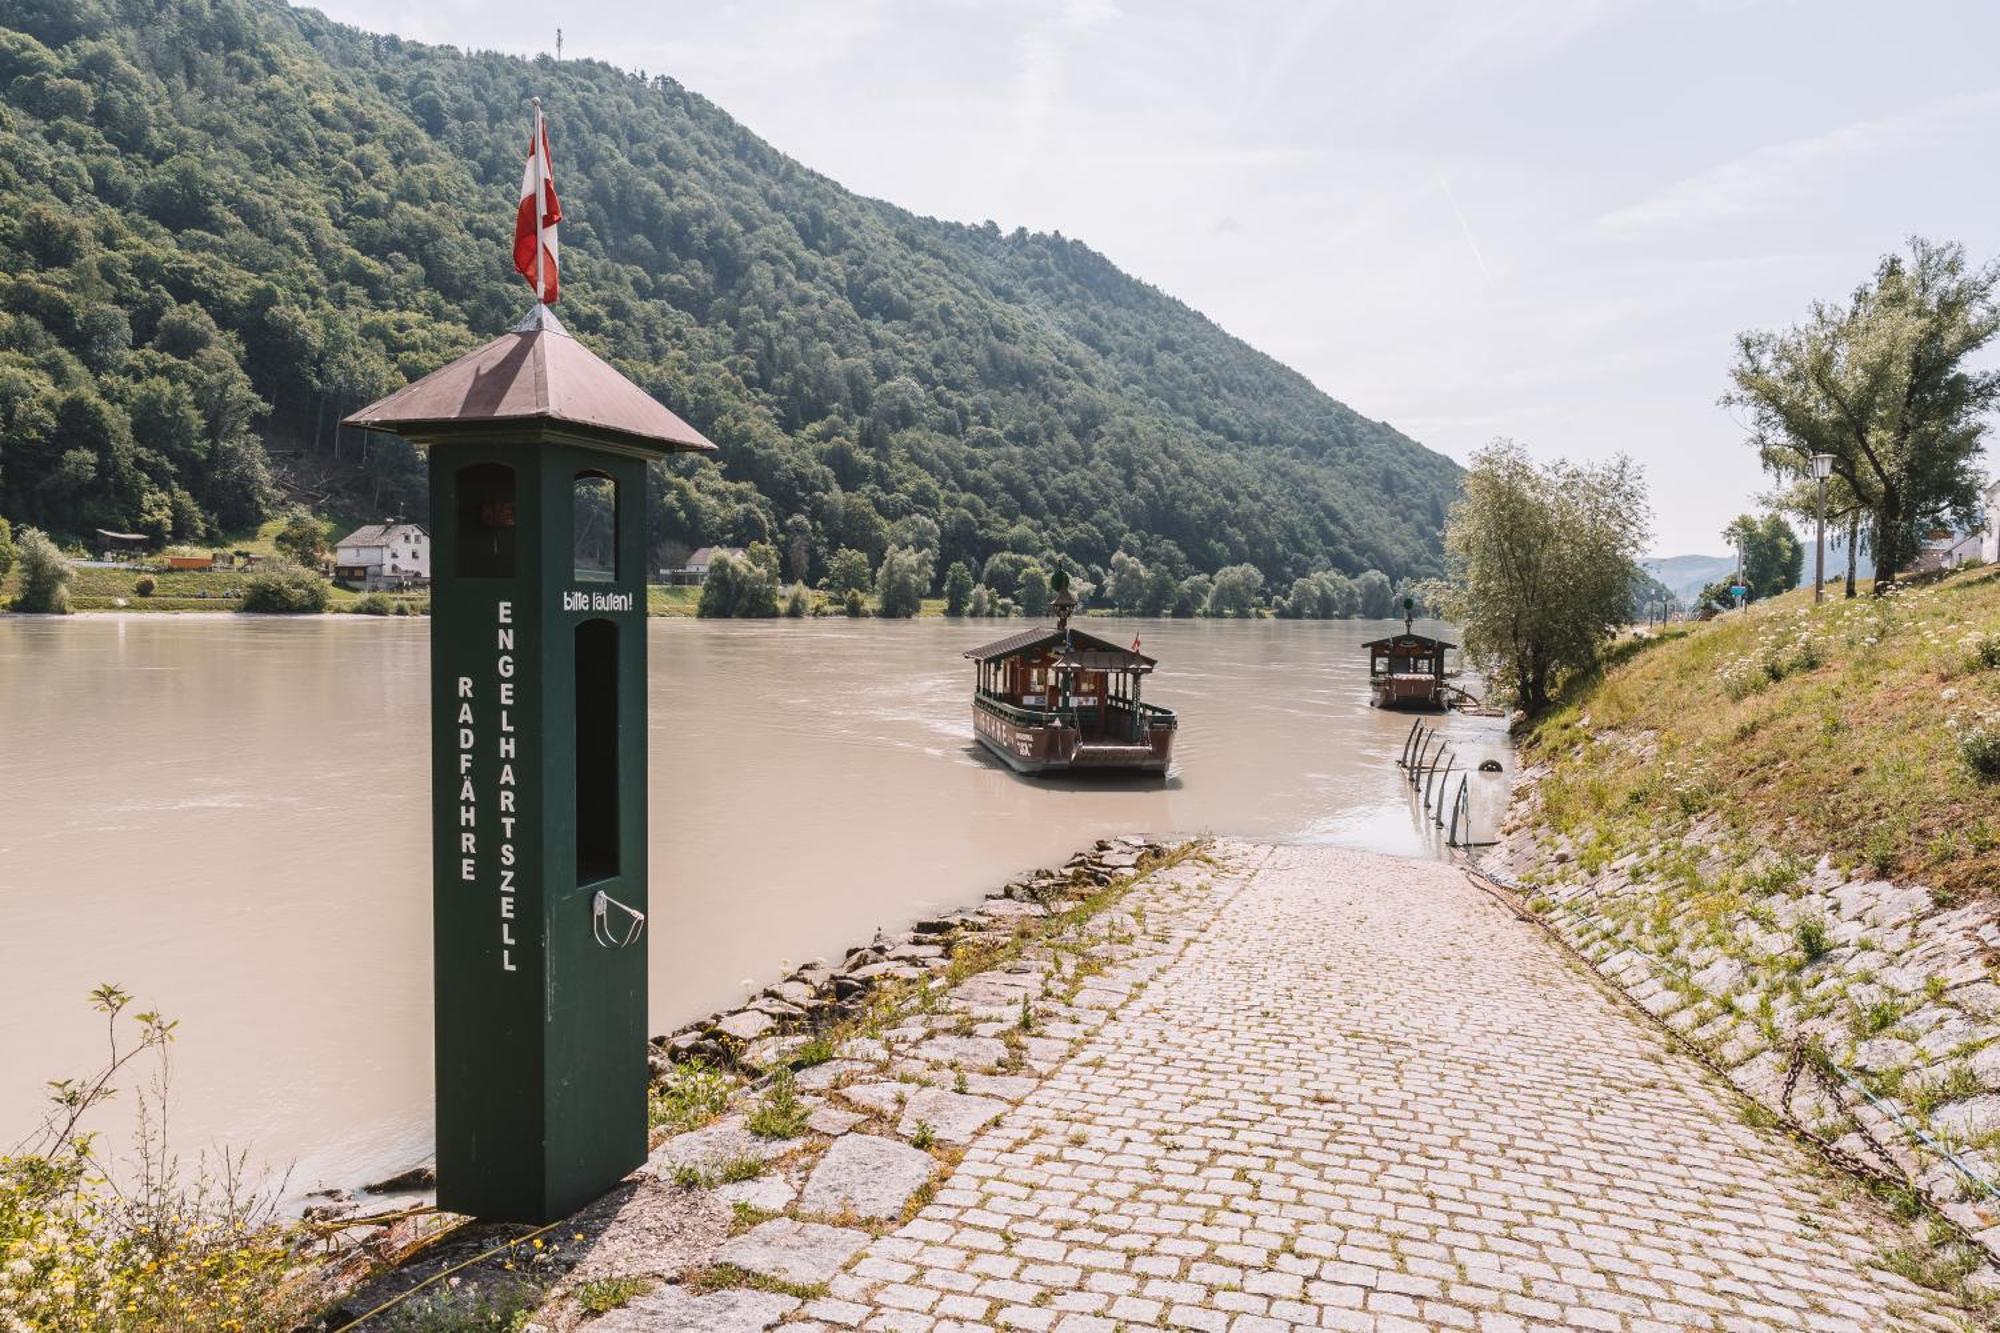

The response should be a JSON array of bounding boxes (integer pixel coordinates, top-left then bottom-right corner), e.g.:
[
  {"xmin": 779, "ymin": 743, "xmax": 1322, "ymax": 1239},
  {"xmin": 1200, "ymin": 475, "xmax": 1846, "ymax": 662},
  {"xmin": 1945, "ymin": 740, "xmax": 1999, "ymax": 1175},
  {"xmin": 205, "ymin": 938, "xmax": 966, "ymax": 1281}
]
[
  {"xmin": 95, "ymin": 529, "xmax": 150, "ymax": 560},
  {"xmin": 1913, "ymin": 527, "xmax": 1984, "ymax": 575},
  {"xmin": 334, "ymin": 520, "xmax": 431, "ymax": 589},
  {"xmin": 663, "ymin": 545, "xmax": 746, "ymax": 586}
]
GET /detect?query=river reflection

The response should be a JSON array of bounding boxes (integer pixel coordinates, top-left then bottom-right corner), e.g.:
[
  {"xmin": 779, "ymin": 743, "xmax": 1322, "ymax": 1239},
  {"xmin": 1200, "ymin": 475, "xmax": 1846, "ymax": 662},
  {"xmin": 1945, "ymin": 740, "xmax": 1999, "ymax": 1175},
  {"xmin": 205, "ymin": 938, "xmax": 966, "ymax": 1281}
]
[{"xmin": 0, "ymin": 614, "xmax": 1509, "ymax": 1190}]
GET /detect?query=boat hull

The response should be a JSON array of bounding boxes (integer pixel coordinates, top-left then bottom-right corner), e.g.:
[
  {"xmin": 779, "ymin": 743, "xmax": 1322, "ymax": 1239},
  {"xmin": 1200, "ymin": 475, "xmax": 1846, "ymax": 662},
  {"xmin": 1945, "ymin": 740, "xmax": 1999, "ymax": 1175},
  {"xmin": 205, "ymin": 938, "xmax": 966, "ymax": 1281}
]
[
  {"xmin": 972, "ymin": 704, "xmax": 1173, "ymax": 775},
  {"xmin": 1371, "ymin": 676, "xmax": 1448, "ymax": 711}
]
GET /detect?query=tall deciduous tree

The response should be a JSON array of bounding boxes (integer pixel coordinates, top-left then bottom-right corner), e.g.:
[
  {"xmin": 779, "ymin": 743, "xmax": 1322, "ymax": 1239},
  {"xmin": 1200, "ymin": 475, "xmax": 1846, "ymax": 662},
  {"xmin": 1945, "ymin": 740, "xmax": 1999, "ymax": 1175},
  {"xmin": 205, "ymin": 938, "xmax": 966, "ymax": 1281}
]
[
  {"xmin": 273, "ymin": 510, "xmax": 331, "ymax": 566},
  {"xmin": 942, "ymin": 561, "xmax": 974, "ymax": 616},
  {"xmin": 1443, "ymin": 441, "xmax": 1648, "ymax": 717},
  {"xmin": 697, "ymin": 551, "xmax": 779, "ymax": 617},
  {"xmin": 1016, "ymin": 565, "xmax": 1051, "ymax": 617},
  {"xmin": 1721, "ymin": 513, "xmax": 1803, "ymax": 600},
  {"xmin": 1205, "ymin": 564, "xmax": 1265, "ymax": 617},
  {"xmin": 12, "ymin": 525, "xmax": 72, "ymax": 614},
  {"xmin": 1353, "ymin": 569, "xmax": 1395, "ymax": 619},
  {"xmin": 874, "ymin": 545, "xmax": 933, "ymax": 618},
  {"xmin": 822, "ymin": 547, "xmax": 873, "ymax": 596},
  {"xmin": 1726, "ymin": 238, "xmax": 2000, "ymax": 590}
]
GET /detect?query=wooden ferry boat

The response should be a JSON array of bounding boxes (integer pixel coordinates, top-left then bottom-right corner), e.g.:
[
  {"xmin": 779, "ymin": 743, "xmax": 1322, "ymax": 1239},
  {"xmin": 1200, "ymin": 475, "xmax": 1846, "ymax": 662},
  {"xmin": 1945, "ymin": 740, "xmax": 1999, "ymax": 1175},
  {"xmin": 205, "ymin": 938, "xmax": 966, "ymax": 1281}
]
[
  {"xmin": 1364, "ymin": 610, "xmax": 1456, "ymax": 712},
  {"xmin": 963, "ymin": 581, "xmax": 1175, "ymax": 776}
]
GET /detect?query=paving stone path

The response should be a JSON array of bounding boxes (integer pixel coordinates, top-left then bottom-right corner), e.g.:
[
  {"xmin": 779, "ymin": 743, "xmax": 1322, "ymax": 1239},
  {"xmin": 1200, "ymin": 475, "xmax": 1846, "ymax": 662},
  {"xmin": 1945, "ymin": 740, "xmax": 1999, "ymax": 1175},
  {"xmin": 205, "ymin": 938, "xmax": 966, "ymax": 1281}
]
[{"xmin": 782, "ymin": 841, "xmax": 1975, "ymax": 1333}]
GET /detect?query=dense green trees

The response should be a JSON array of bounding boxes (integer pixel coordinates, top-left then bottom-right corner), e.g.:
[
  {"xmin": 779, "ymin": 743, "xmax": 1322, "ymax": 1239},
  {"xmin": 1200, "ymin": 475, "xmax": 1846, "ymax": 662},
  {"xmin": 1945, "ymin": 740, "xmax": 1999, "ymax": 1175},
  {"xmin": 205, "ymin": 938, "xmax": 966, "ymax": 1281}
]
[
  {"xmin": 1275, "ymin": 570, "xmax": 1358, "ymax": 619},
  {"xmin": 1727, "ymin": 238, "xmax": 1999, "ymax": 590},
  {"xmin": 0, "ymin": 0, "xmax": 1457, "ymax": 586},
  {"xmin": 1443, "ymin": 442, "xmax": 1648, "ymax": 717},
  {"xmin": 1205, "ymin": 565, "xmax": 1265, "ymax": 618}
]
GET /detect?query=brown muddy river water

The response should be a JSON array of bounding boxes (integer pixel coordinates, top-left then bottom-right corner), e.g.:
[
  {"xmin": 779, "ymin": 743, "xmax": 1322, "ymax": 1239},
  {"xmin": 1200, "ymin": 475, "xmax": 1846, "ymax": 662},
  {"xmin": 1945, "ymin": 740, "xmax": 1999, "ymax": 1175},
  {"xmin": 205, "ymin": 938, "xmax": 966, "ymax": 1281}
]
[{"xmin": 0, "ymin": 615, "xmax": 1510, "ymax": 1194}]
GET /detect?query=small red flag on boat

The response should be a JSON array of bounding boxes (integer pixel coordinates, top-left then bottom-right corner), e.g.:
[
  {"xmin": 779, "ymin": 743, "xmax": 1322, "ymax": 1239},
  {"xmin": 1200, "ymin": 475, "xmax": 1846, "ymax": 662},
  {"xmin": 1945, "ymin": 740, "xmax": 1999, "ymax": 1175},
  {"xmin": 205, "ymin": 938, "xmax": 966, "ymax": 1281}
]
[
  {"xmin": 1131, "ymin": 633, "xmax": 1142, "ymax": 653},
  {"xmin": 514, "ymin": 103, "xmax": 562, "ymax": 303}
]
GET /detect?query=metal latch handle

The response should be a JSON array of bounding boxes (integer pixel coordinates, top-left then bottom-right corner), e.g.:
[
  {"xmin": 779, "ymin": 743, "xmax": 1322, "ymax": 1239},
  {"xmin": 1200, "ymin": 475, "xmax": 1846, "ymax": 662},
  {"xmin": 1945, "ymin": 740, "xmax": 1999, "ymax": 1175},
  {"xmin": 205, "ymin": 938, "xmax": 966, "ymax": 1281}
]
[{"xmin": 591, "ymin": 890, "xmax": 646, "ymax": 949}]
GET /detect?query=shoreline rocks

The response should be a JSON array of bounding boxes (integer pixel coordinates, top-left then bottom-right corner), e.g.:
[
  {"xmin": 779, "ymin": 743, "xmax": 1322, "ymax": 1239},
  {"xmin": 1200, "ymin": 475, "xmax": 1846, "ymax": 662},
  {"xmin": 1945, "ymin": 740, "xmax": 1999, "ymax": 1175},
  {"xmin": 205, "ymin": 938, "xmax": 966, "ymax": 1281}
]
[{"xmin": 649, "ymin": 836, "xmax": 1169, "ymax": 1074}]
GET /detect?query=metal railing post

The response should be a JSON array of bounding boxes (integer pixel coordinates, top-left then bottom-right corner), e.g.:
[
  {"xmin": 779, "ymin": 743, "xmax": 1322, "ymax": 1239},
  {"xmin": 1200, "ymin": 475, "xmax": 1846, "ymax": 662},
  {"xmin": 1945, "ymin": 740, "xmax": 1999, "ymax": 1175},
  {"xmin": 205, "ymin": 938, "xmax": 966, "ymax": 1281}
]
[
  {"xmin": 1411, "ymin": 733, "xmax": 1436, "ymax": 788},
  {"xmin": 1425, "ymin": 746, "xmax": 1449, "ymax": 810},
  {"xmin": 1398, "ymin": 718, "xmax": 1423, "ymax": 768}
]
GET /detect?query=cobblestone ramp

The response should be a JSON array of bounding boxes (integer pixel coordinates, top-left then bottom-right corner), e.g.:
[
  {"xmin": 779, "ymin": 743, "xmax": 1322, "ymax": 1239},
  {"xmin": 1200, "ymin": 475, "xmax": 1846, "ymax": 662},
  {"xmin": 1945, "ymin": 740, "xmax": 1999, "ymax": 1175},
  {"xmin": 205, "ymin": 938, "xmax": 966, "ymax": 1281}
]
[{"xmin": 789, "ymin": 841, "xmax": 1974, "ymax": 1332}]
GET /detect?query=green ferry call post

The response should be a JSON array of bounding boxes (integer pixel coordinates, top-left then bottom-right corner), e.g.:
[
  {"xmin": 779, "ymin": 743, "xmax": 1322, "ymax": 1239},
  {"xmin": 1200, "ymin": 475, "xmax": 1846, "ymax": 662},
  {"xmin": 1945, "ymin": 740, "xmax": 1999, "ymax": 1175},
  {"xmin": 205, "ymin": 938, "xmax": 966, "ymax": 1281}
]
[
  {"xmin": 345, "ymin": 105, "xmax": 712, "ymax": 1222},
  {"xmin": 346, "ymin": 302, "xmax": 714, "ymax": 1220}
]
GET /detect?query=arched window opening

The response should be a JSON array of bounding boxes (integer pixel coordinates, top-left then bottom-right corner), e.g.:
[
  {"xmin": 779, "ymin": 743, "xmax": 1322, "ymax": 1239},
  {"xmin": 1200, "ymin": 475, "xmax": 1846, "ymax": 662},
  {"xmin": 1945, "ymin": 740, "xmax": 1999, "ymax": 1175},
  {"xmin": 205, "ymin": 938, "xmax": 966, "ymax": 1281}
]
[{"xmin": 573, "ymin": 471, "xmax": 617, "ymax": 582}]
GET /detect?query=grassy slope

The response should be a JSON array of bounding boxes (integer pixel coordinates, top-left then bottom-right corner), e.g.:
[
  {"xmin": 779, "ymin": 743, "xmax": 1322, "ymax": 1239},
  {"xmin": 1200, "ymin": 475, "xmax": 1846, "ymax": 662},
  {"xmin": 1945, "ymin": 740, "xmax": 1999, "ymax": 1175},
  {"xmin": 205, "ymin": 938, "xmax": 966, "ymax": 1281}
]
[{"xmin": 1524, "ymin": 565, "xmax": 2000, "ymax": 898}]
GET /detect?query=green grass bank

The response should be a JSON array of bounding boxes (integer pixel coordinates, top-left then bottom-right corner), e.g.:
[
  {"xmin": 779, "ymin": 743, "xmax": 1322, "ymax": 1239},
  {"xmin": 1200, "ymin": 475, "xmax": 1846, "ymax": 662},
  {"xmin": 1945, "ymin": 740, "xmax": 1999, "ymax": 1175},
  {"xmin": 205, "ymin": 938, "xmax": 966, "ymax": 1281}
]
[
  {"xmin": 1493, "ymin": 565, "xmax": 2000, "ymax": 1273},
  {"xmin": 1521, "ymin": 564, "xmax": 2000, "ymax": 899}
]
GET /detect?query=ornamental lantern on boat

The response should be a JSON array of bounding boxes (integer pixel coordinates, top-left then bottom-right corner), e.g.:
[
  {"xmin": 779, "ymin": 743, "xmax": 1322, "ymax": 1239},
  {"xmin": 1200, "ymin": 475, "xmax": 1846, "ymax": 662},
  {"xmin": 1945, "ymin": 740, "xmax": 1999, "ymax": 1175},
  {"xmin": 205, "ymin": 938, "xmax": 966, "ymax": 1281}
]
[
  {"xmin": 1049, "ymin": 567, "xmax": 1078, "ymax": 633},
  {"xmin": 962, "ymin": 565, "xmax": 1175, "ymax": 776}
]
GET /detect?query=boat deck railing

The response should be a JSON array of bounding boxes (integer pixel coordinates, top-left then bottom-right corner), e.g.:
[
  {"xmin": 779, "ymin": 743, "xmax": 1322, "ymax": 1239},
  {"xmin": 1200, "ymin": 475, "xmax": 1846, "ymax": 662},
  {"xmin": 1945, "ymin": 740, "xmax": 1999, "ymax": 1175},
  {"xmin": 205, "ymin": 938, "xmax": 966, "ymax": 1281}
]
[{"xmin": 974, "ymin": 692, "xmax": 1177, "ymax": 733}]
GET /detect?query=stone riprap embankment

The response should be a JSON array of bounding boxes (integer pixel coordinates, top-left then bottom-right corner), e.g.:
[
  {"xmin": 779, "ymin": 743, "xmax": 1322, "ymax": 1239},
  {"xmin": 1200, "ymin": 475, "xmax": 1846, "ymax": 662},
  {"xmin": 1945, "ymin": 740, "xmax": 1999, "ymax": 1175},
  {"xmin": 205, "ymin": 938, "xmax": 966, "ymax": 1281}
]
[
  {"xmin": 649, "ymin": 838, "xmax": 1171, "ymax": 1074},
  {"xmin": 1493, "ymin": 759, "xmax": 2000, "ymax": 1261},
  {"xmin": 549, "ymin": 840, "xmax": 1979, "ymax": 1333}
]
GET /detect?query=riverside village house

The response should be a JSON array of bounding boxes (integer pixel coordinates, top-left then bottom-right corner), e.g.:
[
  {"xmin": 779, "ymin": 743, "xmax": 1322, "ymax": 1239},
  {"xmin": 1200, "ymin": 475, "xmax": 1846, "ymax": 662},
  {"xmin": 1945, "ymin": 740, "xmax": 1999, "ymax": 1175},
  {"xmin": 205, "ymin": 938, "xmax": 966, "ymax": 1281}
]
[
  {"xmin": 333, "ymin": 519, "xmax": 431, "ymax": 589},
  {"xmin": 1911, "ymin": 475, "xmax": 2000, "ymax": 574},
  {"xmin": 664, "ymin": 544, "xmax": 747, "ymax": 586}
]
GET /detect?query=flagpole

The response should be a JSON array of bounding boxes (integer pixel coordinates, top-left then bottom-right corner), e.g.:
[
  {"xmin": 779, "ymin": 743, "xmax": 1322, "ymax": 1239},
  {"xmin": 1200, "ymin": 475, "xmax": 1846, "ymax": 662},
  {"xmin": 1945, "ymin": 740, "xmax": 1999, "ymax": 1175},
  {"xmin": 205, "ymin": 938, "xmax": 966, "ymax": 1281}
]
[{"xmin": 532, "ymin": 98, "xmax": 545, "ymax": 306}]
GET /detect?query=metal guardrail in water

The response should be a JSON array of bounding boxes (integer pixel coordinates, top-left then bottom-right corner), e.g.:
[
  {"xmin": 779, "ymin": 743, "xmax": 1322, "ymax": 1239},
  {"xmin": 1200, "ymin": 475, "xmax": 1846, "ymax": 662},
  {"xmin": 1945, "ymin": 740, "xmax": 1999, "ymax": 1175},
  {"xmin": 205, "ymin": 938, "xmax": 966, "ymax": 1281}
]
[{"xmin": 1398, "ymin": 718, "xmax": 1494, "ymax": 848}]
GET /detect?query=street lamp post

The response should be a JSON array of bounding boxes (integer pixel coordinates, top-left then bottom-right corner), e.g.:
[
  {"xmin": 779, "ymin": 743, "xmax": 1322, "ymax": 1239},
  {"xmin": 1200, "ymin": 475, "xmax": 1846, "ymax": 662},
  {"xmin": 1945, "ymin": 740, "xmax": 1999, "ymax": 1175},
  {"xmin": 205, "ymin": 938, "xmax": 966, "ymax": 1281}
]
[{"xmin": 1810, "ymin": 453, "xmax": 1835, "ymax": 605}]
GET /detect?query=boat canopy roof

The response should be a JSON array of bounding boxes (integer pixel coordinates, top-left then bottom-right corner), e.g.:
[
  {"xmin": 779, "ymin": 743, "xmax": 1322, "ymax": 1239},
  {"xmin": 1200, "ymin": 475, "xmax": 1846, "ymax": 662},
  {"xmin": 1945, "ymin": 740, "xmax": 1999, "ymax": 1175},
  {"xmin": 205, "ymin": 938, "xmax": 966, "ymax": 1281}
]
[
  {"xmin": 1361, "ymin": 632, "xmax": 1456, "ymax": 652},
  {"xmin": 962, "ymin": 626, "xmax": 1156, "ymax": 670}
]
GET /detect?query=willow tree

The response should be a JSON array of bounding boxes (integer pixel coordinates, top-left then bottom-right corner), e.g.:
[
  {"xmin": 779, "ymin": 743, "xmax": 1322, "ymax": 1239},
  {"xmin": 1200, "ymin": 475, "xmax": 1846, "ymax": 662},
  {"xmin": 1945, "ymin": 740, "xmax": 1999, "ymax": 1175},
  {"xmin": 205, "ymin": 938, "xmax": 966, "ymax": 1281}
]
[
  {"xmin": 1443, "ymin": 442, "xmax": 1648, "ymax": 718},
  {"xmin": 1726, "ymin": 237, "xmax": 1999, "ymax": 590}
]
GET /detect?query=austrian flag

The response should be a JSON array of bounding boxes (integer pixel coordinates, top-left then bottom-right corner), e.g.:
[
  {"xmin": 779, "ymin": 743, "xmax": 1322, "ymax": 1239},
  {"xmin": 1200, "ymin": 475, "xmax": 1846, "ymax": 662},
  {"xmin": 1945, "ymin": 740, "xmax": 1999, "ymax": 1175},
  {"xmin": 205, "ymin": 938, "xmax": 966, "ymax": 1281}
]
[{"xmin": 514, "ymin": 110, "xmax": 562, "ymax": 303}]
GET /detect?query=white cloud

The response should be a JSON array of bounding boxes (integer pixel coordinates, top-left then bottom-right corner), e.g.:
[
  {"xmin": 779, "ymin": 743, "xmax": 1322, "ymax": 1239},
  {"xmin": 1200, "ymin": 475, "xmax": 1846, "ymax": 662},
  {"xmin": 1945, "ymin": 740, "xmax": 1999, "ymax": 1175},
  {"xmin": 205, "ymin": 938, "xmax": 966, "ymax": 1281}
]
[{"xmin": 1593, "ymin": 88, "xmax": 2000, "ymax": 238}]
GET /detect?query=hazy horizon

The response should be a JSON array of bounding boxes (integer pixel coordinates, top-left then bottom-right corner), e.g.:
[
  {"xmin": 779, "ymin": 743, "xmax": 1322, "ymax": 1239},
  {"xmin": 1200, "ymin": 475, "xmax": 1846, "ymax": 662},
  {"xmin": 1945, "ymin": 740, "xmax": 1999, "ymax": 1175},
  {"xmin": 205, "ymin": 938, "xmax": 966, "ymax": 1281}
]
[{"xmin": 300, "ymin": 0, "xmax": 2000, "ymax": 558}]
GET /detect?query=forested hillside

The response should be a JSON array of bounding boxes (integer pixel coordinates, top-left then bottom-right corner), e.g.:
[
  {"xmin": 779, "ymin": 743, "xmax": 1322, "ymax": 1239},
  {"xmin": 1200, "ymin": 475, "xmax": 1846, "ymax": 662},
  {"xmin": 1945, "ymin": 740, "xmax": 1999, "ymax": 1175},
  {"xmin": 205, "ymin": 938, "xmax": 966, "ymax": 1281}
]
[{"xmin": 0, "ymin": 0, "xmax": 1460, "ymax": 587}]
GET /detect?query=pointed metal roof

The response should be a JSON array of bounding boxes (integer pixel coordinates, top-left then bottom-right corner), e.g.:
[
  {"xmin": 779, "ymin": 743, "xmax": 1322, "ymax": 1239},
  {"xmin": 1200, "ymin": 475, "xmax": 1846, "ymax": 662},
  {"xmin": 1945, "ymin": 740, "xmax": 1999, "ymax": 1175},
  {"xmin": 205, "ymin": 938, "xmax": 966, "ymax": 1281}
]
[
  {"xmin": 962, "ymin": 625, "xmax": 1156, "ymax": 669},
  {"xmin": 343, "ymin": 305, "xmax": 716, "ymax": 458}
]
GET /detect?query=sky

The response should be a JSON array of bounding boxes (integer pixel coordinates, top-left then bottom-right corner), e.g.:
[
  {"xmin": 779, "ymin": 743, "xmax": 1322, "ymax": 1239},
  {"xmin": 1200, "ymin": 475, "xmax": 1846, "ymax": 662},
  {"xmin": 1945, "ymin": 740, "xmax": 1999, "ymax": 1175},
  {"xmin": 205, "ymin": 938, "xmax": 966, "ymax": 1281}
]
[{"xmin": 302, "ymin": 0, "xmax": 2000, "ymax": 557}]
